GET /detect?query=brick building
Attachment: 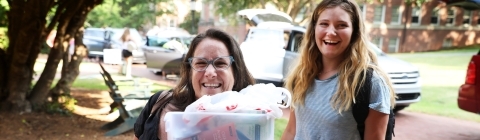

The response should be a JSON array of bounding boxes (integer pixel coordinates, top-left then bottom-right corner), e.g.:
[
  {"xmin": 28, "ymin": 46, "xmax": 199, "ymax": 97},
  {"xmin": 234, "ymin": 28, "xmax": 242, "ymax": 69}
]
[
  {"xmin": 198, "ymin": 0, "xmax": 480, "ymax": 53},
  {"xmin": 197, "ymin": 1, "xmax": 249, "ymax": 42}
]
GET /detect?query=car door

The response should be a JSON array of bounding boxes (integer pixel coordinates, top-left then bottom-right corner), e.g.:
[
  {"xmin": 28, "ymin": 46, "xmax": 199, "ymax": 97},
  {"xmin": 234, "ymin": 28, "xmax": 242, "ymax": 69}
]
[
  {"xmin": 241, "ymin": 28, "xmax": 286, "ymax": 82},
  {"xmin": 283, "ymin": 30, "xmax": 303, "ymax": 80}
]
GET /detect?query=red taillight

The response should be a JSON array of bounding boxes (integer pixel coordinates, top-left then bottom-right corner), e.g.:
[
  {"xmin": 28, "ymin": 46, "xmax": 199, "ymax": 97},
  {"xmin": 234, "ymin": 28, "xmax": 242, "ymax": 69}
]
[{"xmin": 465, "ymin": 61, "xmax": 476, "ymax": 85}]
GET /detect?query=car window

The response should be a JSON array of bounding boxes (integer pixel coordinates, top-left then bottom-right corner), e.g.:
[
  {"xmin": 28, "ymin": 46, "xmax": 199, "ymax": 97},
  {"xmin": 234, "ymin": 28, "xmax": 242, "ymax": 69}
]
[
  {"xmin": 289, "ymin": 32, "xmax": 303, "ymax": 53},
  {"xmin": 368, "ymin": 42, "xmax": 384, "ymax": 56},
  {"xmin": 254, "ymin": 13, "xmax": 292, "ymax": 24},
  {"xmin": 147, "ymin": 36, "xmax": 169, "ymax": 47},
  {"xmin": 84, "ymin": 29, "xmax": 106, "ymax": 38},
  {"xmin": 283, "ymin": 32, "xmax": 290, "ymax": 49},
  {"xmin": 180, "ymin": 37, "xmax": 193, "ymax": 48},
  {"xmin": 110, "ymin": 29, "xmax": 143, "ymax": 45}
]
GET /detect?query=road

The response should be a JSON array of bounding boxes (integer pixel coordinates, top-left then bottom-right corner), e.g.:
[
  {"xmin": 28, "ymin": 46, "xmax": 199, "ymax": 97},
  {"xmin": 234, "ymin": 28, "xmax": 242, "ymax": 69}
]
[{"xmin": 96, "ymin": 62, "xmax": 480, "ymax": 140}]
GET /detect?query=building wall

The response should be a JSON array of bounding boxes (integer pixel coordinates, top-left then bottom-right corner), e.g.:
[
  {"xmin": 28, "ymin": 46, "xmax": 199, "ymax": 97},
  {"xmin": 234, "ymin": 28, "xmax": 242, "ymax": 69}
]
[
  {"xmin": 364, "ymin": 0, "xmax": 480, "ymax": 53},
  {"xmin": 199, "ymin": 0, "xmax": 480, "ymax": 53},
  {"xmin": 155, "ymin": 0, "xmax": 203, "ymax": 29},
  {"xmin": 198, "ymin": 1, "xmax": 248, "ymax": 43}
]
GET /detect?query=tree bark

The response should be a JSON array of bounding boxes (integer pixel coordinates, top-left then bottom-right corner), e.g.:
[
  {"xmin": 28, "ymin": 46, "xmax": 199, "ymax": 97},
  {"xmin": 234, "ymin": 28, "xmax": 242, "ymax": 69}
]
[
  {"xmin": 29, "ymin": 0, "xmax": 84, "ymax": 108},
  {"xmin": 49, "ymin": 0, "xmax": 101, "ymax": 103},
  {"xmin": 0, "ymin": 48, "xmax": 7, "ymax": 100},
  {"xmin": 1, "ymin": 0, "xmax": 52, "ymax": 113}
]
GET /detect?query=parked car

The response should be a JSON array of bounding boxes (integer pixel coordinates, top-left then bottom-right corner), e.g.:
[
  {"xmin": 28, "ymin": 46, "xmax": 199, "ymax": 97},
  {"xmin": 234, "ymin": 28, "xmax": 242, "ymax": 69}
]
[
  {"xmin": 83, "ymin": 27, "xmax": 146, "ymax": 63},
  {"xmin": 142, "ymin": 33, "xmax": 193, "ymax": 75},
  {"xmin": 238, "ymin": 9, "xmax": 421, "ymax": 112},
  {"xmin": 444, "ymin": 0, "xmax": 480, "ymax": 114},
  {"xmin": 458, "ymin": 51, "xmax": 480, "ymax": 114}
]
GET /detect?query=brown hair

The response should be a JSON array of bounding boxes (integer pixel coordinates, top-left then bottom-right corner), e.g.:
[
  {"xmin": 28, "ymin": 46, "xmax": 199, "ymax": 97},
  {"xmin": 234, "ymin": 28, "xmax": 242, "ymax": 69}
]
[
  {"xmin": 284, "ymin": 0, "xmax": 395, "ymax": 113},
  {"xmin": 171, "ymin": 28, "xmax": 256, "ymax": 111},
  {"xmin": 120, "ymin": 28, "xmax": 130, "ymax": 42}
]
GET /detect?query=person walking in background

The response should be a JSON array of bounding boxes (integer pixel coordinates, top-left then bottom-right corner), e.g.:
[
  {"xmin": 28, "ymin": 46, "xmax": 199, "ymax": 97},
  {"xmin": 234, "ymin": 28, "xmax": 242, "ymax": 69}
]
[
  {"xmin": 281, "ymin": 0, "xmax": 396, "ymax": 140},
  {"xmin": 133, "ymin": 28, "xmax": 256, "ymax": 140},
  {"xmin": 120, "ymin": 28, "xmax": 136, "ymax": 78}
]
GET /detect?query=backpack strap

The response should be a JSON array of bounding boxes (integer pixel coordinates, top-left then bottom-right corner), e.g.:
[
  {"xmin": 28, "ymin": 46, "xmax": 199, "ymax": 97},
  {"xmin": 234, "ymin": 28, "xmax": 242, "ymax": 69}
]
[
  {"xmin": 352, "ymin": 69, "xmax": 373, "ymax": 140},
  {"xmin": 352, "ymin": 68, "xmax": 395, "ymax": 140},
  {"xmin": 149, "ymin": 89, "xmax": 173, "ymax": 117}
]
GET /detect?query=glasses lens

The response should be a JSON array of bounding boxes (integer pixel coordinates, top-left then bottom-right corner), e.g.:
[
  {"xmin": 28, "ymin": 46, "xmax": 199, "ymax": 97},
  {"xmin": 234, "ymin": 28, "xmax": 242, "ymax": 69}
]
[
  {"xmin": 189, "ymin": 56, "xmax": 233, "ymax": 71},
  {"xmin": 191, "ymin": 58, "xmax": 208, "ymax": 71},
  {"xmin": 213, "ymin": 57, "xmax": 232, "ymax": 70}
]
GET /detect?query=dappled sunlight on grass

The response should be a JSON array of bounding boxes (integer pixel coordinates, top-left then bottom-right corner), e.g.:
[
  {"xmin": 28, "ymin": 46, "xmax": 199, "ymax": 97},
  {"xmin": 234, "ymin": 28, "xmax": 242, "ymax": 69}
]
[{"xmin": 73, "ymin": 75, "xmax": 171, "ymax": 93}]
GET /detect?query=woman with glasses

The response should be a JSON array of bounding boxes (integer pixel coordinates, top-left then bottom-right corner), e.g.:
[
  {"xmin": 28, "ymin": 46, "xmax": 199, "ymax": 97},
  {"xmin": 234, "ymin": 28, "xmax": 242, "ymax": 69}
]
[{"xmin": 133, "ymin": 28, "xmax": 255, "ymax": 140}]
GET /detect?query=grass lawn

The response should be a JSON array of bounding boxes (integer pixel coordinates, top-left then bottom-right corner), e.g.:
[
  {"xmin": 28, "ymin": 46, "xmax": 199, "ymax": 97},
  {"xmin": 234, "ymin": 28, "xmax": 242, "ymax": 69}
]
[
  {"xmin": 389, "ymin": 46, "xmax": 480, "ymax": 122},
  {"xmin": 72, "ymin": 75, "xmax": 171, "ymax": 92}
]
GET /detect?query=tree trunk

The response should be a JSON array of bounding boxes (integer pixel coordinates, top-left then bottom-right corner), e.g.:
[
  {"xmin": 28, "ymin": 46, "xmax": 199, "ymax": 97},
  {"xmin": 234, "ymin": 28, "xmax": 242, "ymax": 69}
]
[
  {"xmin": 49, "ymin": 1, "xmax": 98, "ymax": 102},
  {"xmin": 29, "ymin": 0, "xmax": 84, "ymax": 108},
  {"xmin": 1, "ymin": 0, "xmax": 53, "ymax": 113},
  {"xmin": 0, "ymin": 48, "xmax": 7, "ymax": 100}
]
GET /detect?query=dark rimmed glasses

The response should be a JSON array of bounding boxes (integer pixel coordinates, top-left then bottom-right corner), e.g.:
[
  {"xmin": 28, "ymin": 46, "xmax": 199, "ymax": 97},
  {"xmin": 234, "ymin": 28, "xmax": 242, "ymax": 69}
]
[{"xmin": 188, "ymin": 56, "xmax": 235, "ymax": 71}]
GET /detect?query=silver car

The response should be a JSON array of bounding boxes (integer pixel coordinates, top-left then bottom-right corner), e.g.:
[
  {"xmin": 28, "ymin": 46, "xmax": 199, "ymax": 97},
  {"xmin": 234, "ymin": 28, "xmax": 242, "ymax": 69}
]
[
  {"xmin": 142, "ymin": 35, "xmax": 193, "ymax": 75},
  {"xmin": 238, "ymin": 9, "xmax": 421, "ymax": 112}
]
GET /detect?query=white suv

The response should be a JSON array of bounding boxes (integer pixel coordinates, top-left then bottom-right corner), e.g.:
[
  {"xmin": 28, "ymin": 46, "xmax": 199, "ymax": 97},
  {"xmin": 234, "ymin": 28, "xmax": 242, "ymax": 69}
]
[{"xmin": 238, "ymin": 9, "xmax": 421, "ymax": 112}]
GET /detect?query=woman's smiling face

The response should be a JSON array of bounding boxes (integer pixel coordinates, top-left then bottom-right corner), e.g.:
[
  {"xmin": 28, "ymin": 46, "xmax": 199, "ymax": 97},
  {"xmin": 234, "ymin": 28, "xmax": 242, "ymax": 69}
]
[
  {"xmin": 315, "ymin": 6, "xmax": 353, "ymax": 59},
  {"xmin": 191, "ymin": 38, "xmax": 235, "ymax": 99}
]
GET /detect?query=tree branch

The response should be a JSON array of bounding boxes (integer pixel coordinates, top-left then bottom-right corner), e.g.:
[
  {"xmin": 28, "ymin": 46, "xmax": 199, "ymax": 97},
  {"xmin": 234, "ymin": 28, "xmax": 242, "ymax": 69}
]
[
  {"xmin": 272, "ymin": 0, "xmax": 284, "ymax": 11},
  {"xmin": 45, "ymin": 0, "xmax": 69, "ymax": 39}
]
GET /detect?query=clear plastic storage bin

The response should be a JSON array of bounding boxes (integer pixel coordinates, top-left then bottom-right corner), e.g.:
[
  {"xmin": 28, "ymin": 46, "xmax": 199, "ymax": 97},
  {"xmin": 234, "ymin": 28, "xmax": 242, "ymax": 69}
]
[{"xmin": 164, "ymin": 112, "xmax": 274, "ymax": 140}]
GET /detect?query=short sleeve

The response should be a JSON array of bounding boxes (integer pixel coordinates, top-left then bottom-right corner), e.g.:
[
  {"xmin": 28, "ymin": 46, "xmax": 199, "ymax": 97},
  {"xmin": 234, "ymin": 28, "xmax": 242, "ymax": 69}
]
[{"xmin": 368, "ymin": 71, "xmax": 392, "ymax": 114}]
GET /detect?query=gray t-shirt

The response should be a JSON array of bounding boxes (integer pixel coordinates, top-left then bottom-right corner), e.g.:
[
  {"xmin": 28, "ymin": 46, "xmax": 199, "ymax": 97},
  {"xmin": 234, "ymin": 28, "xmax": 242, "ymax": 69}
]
[{"xmin": 294, "ymin": 71, "xmax": 391, "ymax": 140}]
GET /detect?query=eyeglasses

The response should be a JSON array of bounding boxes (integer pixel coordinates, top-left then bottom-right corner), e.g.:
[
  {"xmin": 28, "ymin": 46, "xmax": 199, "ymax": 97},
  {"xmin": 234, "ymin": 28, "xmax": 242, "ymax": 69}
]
[{"xmin": 188, "ymin": 56, "xmax": 235, "ymax": 71}]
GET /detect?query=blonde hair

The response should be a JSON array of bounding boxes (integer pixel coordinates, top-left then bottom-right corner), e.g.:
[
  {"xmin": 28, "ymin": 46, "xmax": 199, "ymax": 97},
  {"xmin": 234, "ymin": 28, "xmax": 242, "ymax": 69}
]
[
  {"xmin": 120, "ymin": 28, "xmax": 130, "ymax": 43},
  {"xmin": 284, "ymin": 0, "xmax": 395, "ymax": 113}
]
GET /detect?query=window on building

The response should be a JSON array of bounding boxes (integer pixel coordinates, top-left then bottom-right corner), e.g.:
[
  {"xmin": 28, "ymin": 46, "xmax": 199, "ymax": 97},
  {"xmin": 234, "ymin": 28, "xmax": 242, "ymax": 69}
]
[
  {"xmin": 391, "ymin": 6, "xmax": 401, "ymax": 24},
  {"xmin": 371, "ymin": 37, "xmax": 383, "ymax": 49},
  {"xmin": 430, "ymin": 10, "xmax": 439, "ymax": 25},
  {"xmin": 446, "ymin": 8, "xmax": 455, "ymax": 26},
  {"xmin": 442, "ymin": 38, "xmax": 453, "ymax": 48},
  {"xmin": 411, "ymin": 7, "xmax": 421, "ymax": 24},
  {"xmin": 169, "ymin": 19, "xmax": 176, "ymax": 27},
  {"xmin": 463, "ymin": 10, "xmax": 472, "ymax": 25},
  {"xmin": 374, "ymin": 6, "xmax": 384, "ymax": 23},
  {"xmin": 388, "ymin": 38, "xmax": 399, "ymax": 53}
]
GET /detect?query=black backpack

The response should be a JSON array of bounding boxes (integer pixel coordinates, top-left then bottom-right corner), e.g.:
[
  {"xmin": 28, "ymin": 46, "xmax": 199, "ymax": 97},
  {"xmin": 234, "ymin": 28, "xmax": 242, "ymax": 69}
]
[{"xmin": 352, "ymin": 69, "xmax": 395, "ymax": 140}]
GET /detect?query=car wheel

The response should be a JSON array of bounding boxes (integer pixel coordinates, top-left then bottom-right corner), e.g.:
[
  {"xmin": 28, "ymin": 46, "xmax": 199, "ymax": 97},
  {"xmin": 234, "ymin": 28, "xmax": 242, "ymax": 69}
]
[{"xmin": 393, "ymin": 105, "xmax": 407, "ymax": 113}]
